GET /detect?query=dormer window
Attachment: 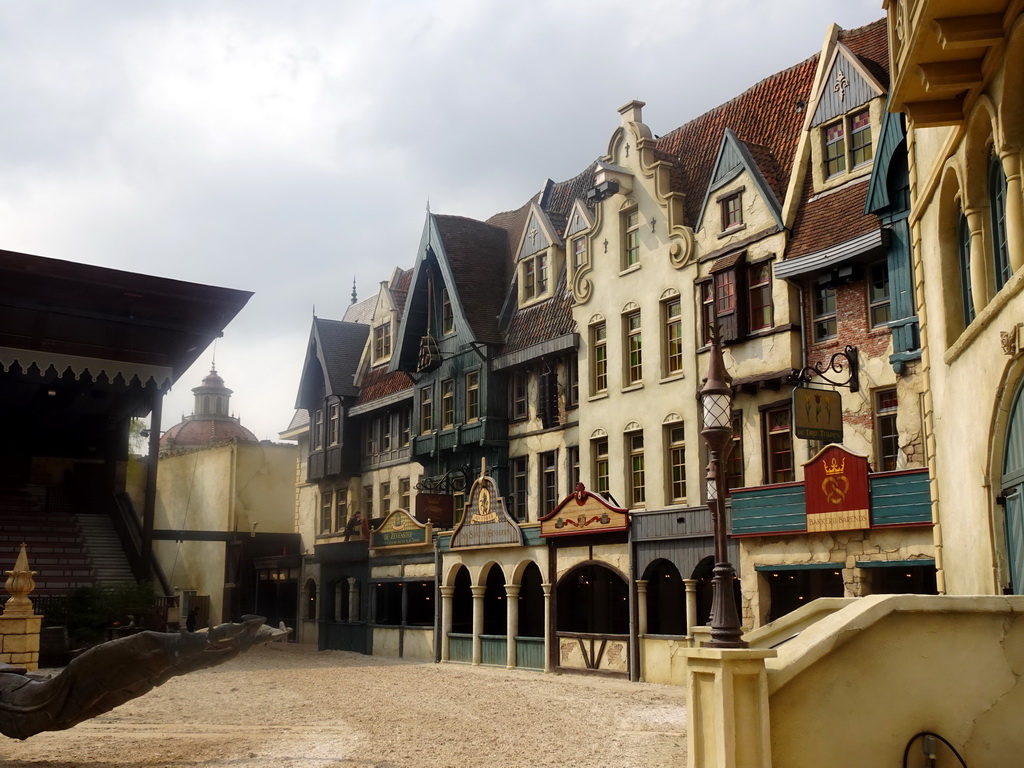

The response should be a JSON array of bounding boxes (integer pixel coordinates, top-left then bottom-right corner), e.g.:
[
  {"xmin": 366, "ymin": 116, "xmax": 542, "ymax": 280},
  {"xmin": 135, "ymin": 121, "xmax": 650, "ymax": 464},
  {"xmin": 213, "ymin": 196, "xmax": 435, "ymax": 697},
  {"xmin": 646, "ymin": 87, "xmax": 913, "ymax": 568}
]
[
  {"xmin": 720, "ymin": 191, "xmax": 743, "ymax": 232},
  {"xmin": 571, "ymin": 236, "xmax": 587, "ymax": 272},
  {"xmin": 373, "ymin": 321, "xmax": 392, "ymax": 362},
  {"xmin": 522, "ymin": 252, "xmax": 550, "ymax": 302},
  {"xmin": 823, "ymin": 109, "xmax": 873, "ymax": 178}
]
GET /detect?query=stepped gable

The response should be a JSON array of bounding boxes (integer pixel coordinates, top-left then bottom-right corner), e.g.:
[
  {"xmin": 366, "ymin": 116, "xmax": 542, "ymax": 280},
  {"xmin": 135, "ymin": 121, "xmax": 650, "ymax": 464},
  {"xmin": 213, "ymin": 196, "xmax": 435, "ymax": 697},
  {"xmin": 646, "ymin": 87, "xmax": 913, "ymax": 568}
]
[
  {"xmin": 786, "ymin": 174, "xmax": 879, "ymax": 260},
  {"xmin": 501, "ymin": 274, "xmax": 575, "ymax": 356},
  {"xmin": 356, "ymin": 366, "xmax": 414, "ymax": 406},
  {"xmin": 654, "ymin": 53, "xmax": 819, "ymax": 227},
  {"xmin": 314, "ymin": 318, "xmax": 368, "ymax": 398},
  {"xmin": 434, "ymin": 214, "xmax": 511, "ymax": 345}
]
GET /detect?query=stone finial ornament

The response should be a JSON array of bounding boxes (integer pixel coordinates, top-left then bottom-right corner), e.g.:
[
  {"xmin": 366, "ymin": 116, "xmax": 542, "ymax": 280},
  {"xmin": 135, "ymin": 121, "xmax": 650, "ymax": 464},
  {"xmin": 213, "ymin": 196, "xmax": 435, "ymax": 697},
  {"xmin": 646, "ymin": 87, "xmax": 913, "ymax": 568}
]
[{"xmin": 2, "ymin": 544, "xmax": 37, "ymax": 618}]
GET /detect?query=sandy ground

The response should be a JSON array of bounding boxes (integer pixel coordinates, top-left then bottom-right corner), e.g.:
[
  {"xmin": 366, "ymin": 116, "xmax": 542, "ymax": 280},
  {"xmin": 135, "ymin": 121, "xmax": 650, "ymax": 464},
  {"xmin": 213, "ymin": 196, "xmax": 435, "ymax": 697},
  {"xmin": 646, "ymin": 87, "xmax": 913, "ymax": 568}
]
[{"xmin": 0, "ymin": 642, "xmax": 688, "ymax": 768}]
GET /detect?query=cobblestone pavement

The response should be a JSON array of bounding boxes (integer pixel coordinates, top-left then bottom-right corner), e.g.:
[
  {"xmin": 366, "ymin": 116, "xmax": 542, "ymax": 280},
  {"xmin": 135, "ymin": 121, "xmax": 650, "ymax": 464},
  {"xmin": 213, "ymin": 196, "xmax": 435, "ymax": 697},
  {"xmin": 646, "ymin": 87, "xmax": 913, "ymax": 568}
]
[{"xmin": 1, "ymin": 642, "xmax": 688, "ymax": 768}]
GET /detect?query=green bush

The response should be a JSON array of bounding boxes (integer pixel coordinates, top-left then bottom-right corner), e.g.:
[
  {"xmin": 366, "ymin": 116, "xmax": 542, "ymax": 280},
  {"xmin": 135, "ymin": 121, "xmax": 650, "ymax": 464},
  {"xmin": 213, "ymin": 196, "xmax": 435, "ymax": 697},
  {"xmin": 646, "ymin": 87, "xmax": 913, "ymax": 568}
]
[{"xmin": 56, "ymin": 582, "xmax": 158, "ymax": 648}]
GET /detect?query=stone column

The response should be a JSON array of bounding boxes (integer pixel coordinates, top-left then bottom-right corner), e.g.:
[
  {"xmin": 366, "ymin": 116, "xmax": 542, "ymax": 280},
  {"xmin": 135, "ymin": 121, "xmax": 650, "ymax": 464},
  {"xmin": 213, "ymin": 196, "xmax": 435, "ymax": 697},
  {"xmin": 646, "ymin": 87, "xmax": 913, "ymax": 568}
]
[
  {"xmin": 966, "ymin": 206, "xmax": 991, "ymax": 313},
  {"xmin": 635, "ymin": 579, "xmax": 648, "ymax": 682},
  {"xmin": 684, "ymin": 647, "xmax": 777, "ymax": 768},
  {"xmin": 505, "ymin": 584, "xmax": 520, "ymax": 669},
  {"xmin": 542, "ymin": 582, "xmax": 553, "ymax": 673},
  {"xmin": 439, "ymin": 586, "xmax": 454, "ymax": 662},
  {"xmin": 347, "ymin": 577, "xmax": 360, "ymax": 622},
  {"xmin": 1001, "ymin": 149, "xmax": 1024, "ymax": 274},
  {"xmin": 684, "ymin": 579, "xmax": 698, "ymax": 640},
  {"xmin": 471, "ymin": 585, "xmax": 486, "ymax": 665}
]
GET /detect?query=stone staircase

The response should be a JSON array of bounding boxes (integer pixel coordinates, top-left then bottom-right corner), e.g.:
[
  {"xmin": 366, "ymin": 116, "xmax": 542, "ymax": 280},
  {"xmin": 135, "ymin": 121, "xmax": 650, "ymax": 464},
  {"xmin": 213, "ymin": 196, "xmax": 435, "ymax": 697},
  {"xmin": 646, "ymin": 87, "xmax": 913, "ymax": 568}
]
[{"xmin": 75, "ymin": 513, "xmax": 136, "ymax": 585}]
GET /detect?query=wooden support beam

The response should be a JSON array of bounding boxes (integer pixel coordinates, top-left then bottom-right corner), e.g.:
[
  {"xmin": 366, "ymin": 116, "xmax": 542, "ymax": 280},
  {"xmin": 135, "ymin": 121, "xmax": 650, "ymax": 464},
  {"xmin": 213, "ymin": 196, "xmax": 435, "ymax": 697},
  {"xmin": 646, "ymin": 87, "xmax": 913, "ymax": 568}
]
[
  {"xmin": 934, "ymin": 14, "xmax": 1004, "ymax": 50},
  {"xmin": 918, "ymin": 58, "xmax": 984, "ymax": 91},
  {"xmin": 904, "ymin": 98, "xmax": 965, "ymax": 128}
]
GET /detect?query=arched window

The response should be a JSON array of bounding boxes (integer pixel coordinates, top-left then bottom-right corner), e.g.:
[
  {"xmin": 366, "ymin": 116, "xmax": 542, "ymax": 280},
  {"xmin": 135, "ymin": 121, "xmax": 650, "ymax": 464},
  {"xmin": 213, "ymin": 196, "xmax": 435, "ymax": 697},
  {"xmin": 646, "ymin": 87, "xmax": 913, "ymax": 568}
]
[
  {"xmin": 958, "ymin": 206, "xmax": 975, "ymax": 325},
  {"xmin": 990, "ymin": 154, "xmax": 1011, "ymax": 291}
]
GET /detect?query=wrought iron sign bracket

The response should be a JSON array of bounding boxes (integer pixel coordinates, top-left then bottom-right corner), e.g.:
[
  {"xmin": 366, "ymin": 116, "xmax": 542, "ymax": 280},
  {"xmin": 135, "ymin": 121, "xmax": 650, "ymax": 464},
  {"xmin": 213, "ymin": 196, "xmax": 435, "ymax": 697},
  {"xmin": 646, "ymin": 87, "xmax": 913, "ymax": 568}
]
[
  {"xmin": 790, "ymin": 345, "xmax": 859, "ymax": 393},
  {"xmin": 415, "ymin": 464, "xmax": 472, "ymax": 494}
]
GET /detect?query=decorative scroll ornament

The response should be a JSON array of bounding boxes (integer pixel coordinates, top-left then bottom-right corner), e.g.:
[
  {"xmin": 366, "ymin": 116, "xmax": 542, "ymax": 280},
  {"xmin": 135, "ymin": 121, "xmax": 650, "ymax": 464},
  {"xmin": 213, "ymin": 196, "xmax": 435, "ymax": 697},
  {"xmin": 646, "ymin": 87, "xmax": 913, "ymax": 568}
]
[
  {"xmin": 1001, "ymin": 325, "xmax": 1021, "ymax": 356},
  {"xmin": 790, "ymin": 345, "xmax": 860, "ymax": 392},
  {"xmin": 833, "ymin": 67, "xmax": 850, "ymax": 101}
]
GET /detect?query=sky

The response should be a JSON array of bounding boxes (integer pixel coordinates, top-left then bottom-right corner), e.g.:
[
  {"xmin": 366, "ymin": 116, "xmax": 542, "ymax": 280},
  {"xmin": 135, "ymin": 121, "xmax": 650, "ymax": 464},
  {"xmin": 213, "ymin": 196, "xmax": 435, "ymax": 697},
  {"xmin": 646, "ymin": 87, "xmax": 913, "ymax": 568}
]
[{"xmin": 0, "ymin": 0, "xmax": 886, "ymax": 441}]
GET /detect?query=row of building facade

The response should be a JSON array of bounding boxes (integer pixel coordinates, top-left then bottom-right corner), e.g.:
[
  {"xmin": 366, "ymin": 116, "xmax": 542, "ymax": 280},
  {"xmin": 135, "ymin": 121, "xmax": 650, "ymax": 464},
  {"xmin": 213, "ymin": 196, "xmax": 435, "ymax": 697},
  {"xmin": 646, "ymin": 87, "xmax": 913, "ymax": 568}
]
[{"xmin": 272, "ymin": 8, "xmax": 1024, "ymax": 682}]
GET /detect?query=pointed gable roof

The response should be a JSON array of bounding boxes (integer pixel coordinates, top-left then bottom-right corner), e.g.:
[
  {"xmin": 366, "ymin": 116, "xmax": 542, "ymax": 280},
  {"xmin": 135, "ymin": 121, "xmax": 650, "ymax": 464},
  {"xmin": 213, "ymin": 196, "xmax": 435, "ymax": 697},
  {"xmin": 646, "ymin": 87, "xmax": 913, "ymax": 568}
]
[
  {"xmin": 294, "ymin": 317, "xmax": 368, "ymax": 409},
  {"xmin": 696, "ymin": 128, "xmax": 785, "ymax": 230},
  {"xmin": 653, "ymin": 53, "xmax": 819, "ymax": 227}
]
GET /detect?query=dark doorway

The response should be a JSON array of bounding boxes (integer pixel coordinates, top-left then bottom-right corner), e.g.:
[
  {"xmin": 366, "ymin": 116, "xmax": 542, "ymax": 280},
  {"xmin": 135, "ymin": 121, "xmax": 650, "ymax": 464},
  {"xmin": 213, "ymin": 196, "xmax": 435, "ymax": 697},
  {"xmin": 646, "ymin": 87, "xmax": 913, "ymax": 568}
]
[
  {"xmin": 518, "ymin": 562, "xmax": 544, "ymax": 638},
  {"xmin": 483, "ymin": 565, "xmax": 506, "ymax": 636},
  {"xmin": 644, "ymin": 559, "xmax": 685, "ymax": 635},
  {"xmin": 556, "ymin": 563, "xmax": 628, "ymax": 635},
  {"xmin": 765, "ymin": 567, "xmax": 844, "ymax": 622},
  {"xmin": 451, "ymin": 566, "xmax": 472, "ymax": 634}
]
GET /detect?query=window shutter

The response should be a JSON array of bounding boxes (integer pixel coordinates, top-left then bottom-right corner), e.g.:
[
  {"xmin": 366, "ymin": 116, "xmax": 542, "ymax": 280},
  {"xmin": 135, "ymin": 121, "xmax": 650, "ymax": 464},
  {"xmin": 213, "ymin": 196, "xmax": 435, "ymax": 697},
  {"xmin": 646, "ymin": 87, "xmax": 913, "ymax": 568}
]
[{"xmin": 539, "ymin": 369, "xmax": 559, "ymax": 428}]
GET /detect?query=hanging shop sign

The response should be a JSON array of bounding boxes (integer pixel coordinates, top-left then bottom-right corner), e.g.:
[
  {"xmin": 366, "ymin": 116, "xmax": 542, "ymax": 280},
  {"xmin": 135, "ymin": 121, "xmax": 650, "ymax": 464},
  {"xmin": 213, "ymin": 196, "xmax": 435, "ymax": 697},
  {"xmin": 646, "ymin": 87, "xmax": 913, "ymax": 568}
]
[
  {"xmin": 370, "ymin": 509, "xmax": 432, "ymax": 549},
  {"xmin": 450, "ymin": 461, "xmax": 523, "ymax": 549},
  {"xmin": 415, "ymin": 493, "xmax": 454, "ymax": 527},
  {"xmin": 540, "ymin": 483, "xmax": 629, "ymax": 538},
  {"xmin": 792, "ymin": 387, "xmax": 843, "ymax": 442},
  {"xmin": 803, "ymin": 444, "xmax": 870, "ymax": 532}
]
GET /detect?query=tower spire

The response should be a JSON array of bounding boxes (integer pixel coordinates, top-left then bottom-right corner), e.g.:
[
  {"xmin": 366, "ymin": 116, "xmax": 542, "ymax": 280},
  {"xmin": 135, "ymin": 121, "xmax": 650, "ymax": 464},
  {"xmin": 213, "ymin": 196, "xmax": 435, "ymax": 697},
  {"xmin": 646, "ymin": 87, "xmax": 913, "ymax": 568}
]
[{"xmin": 351, "ymin": 277, "xmax": 357, "ymax": 305}]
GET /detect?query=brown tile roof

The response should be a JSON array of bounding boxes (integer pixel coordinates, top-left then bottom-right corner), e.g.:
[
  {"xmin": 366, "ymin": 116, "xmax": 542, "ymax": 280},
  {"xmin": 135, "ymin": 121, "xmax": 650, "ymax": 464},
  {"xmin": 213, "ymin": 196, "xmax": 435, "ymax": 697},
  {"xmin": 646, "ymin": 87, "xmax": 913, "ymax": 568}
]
[
  {"xmin": 654, "ymin": 55, "xmax": 819, "ymax": 226},
  {"xmin": 391, "ymin": 267, "xmax": 412, "ymax": 314},
  {"xmin": 786, "ymin": 176, "xmax": 879, "ymax": 260},
  {"xmin": 356, "ymin": 365, "xmax": 414, "ymax": 406},
  {"xmin": 485, "ymin": 200, "xmax": 532, "ymax": 262},
  {"xmin": 544, "ymin": 163, "xmax": 598, "ymax": 228},
  {"xmin": 839, "ymin": 18, "xmax": 889, "ymax": 87},
  {"xmin": 434, "ymin": 214, "xmax": 512, "ymax": 345},
  {"xmin": 501, "ymin": 273, "xmax": 576, "ymax": 358}
]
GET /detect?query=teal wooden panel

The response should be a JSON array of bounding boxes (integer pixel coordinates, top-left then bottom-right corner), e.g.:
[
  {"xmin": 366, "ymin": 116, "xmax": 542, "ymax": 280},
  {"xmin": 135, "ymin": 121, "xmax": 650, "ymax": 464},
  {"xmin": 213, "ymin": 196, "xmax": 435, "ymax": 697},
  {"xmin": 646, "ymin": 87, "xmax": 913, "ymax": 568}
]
[
  {"xmin": 1006, "ymin": 489, "xmax": 1024, "ymax": 593},
  {"xmin": 515, "ymin": 637, "xmax": 544, "ymax": 669},
  {"xmin": 1004, "ymin": 382, "xmax": 1024, "ymax": 481},
  {"xmin": 731, "ymin": 484, "xmax": 806, "ymax": 535},
  {"xmin": 480, "ymin": 635, "xmax": 507, "ymax": 666},
  {"xmin": 870, "ymin": 470, "xmax": 930, "ymax": 526},
  {"xmin": 448, "ymin": 633, "xmax": 472, "ymax": 663}
]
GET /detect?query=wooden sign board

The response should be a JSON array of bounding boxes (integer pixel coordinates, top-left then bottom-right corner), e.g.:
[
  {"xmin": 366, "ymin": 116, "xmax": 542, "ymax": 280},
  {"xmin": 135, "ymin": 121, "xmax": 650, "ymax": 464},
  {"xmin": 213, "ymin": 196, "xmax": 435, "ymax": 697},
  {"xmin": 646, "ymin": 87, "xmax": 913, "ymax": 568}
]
[
  {"xmin": 415, "ymin": 493, "xmax": 454, "ymax": 527},
  {"xmin": 370, "ymin": 509, "xmax": 431, "ymax": 549},
  {"xmin": 793, "ymin": 387, "xmax": 843, "ymax": 442},
  {"xmin": 450, "ymin": 470, "xmax": 523, "ymax": 549},
  {"xmin": 803, "ymin": 444, "xmax": 870, "ymax": 532},
  {"xmin": 540, "ymin": 483, "xmax": 629, "ymax": 538}
]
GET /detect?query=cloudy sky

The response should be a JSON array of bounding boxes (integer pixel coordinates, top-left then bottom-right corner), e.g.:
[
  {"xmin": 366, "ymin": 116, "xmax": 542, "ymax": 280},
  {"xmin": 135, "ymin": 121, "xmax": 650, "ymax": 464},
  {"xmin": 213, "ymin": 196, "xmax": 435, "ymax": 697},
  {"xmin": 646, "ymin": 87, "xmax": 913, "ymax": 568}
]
[{"xmin": 0, "ymin": 0, "xmax": 885, "ymax": 441}]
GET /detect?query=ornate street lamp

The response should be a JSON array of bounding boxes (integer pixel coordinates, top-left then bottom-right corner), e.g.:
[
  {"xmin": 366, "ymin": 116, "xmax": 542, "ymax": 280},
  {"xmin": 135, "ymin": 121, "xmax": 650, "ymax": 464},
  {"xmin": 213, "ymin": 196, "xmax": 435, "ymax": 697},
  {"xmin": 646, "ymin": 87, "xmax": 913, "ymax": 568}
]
[{"xmin": 700, "ymin": 333, "xmax": 747, "ymax": 648}]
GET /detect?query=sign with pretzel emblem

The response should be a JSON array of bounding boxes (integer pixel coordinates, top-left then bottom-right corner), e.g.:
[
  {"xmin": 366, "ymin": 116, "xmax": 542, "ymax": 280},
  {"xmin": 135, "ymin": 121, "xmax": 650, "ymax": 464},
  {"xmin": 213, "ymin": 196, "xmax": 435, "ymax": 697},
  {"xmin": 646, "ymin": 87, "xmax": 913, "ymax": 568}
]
[{"xmin": 803, "ymin": 444, "xmax": 870, "ymax": 532}]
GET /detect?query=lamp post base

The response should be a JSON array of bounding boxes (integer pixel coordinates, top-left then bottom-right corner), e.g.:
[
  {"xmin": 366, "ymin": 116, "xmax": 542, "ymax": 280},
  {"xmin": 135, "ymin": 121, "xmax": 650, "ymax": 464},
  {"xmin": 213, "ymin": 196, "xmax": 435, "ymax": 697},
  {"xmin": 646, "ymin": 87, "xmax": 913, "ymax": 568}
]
[{"xmin": 706, "ymin": 562, "xmax": 748, "ymax": 649}]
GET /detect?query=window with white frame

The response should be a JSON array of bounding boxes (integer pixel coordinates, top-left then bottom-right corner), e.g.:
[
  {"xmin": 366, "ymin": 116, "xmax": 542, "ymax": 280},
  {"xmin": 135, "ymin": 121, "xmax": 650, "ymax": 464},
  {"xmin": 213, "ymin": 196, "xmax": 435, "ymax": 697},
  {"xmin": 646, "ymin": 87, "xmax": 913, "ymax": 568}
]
[
  {"xmin": 399, "ymin": 477, "xmax": 411, "ymax": 510},
  {"xmin": 748, "ymin": 262, "xmax": 773, "ymax": 332},
  {"xmin": 627, "ymin": 430, "xmax": 645, "ymax": 507},
  {"xmin": 567, "ymin": 446, "xmax": 580, "ymax": 493},
  {"xmin": 540, "ymin": 450, "xmax": 558, "ymax": 516},
  {"xmin": 380, "ymin": 481, "xmax": 392, "ymax": 515},
  {"xmin": 868, "ymin": 261, "xmax": 891, "ymax": 327},
  {"xmin": 328, "ymin": 402, "xmax": 341, "ymax": 447},
  {"xmin": 667, "ymin": 424, "xmax": 686, "ymax": 503},
  {"xmin": 624, "ymin": 310, "xmax": 642, "ymax": 386},
  {"xmin": 511, "ymin": 371, "xmax": 528, "ymax": 421},
  {"xmin": 441, "ymin": 379, "xmax": 455, "ymax": 429},
  {"xmin": 591, "ymin": 322, "xmax": 608, "ymax": 394},
  {"xmin": 320, "ymin": 490, "xmax": 333, "ymax": 534},
  {"xmin": 763, "ymin": 406, "xmax": 794, "ymax": 484},
  {"xmin": 593, "ymin": 438, "xmax": 609, "ymax": 495},
  {"xmin": 571, "ymin": 236, "xmax": 587, "ymax": 272},
  {"xmin": 812, "ymin": 281, "xmax": 837, "ymax": 342},
  {"xmin": 663, "ymin": 297, "xmax": 683, "ymax": 377},
  {"xmin": 465, "ymin": 370, "xmax": 480, "ymax": 423},
  {"xmin": 522, "ymin": 252, "xmax": 550, "ymax": 301},
  {"xmin": 373, "ymin": 321, "xmax": 392, "ymax": 362},
  {"xmin": 419, "ymin": 386, "xmax": 433, "ymax": 434},
  {"xmin": 622, "ymin": 209, "xmax": 640, "ymax": 269},
  {"xmin": 441, "ymin": 287, "xmax": 454, "ymax": 335},
  {"xmin": 875, "ymin": 389, "xmax": 899, "ymax": 471},
  {"xmin": 511, "ymin": 456, "xmax": 528, "ymax": 521}
]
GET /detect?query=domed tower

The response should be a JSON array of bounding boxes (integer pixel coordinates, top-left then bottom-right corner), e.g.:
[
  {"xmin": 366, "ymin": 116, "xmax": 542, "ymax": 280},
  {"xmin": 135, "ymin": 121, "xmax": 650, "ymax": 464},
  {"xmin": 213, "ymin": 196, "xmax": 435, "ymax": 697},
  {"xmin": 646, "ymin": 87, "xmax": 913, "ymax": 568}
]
[{"xmin": 159, "ymin": 368, "xmax": 259, "ymax": 454}]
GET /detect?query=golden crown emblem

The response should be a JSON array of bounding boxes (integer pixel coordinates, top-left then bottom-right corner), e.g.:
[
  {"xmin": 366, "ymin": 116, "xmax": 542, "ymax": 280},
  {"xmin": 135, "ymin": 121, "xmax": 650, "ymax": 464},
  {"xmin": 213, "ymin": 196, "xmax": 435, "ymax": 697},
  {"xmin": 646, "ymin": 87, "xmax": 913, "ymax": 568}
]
[{"xmin": 823, "ymin": 456, "xmax": 846, "ymax": 476}]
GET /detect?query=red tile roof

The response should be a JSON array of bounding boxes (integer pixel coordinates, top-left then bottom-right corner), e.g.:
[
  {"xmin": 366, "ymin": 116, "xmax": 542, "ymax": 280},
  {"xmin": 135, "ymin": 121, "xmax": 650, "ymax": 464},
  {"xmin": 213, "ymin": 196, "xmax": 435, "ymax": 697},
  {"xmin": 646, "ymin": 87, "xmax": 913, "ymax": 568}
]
[
  {"xmin": 786, "ymin": 176, "xmax": 879, "ymax": 260},
  {"xmin": 356, "ymin": 365, "xmax": 414, "ymax": 406},
  {"xmin": 501, "ymin": 274, "xmax": 576, "ymax": 357},
  {"xmin": 654, "ymin": 55, "xmax": 819, "ymax": 226}
]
